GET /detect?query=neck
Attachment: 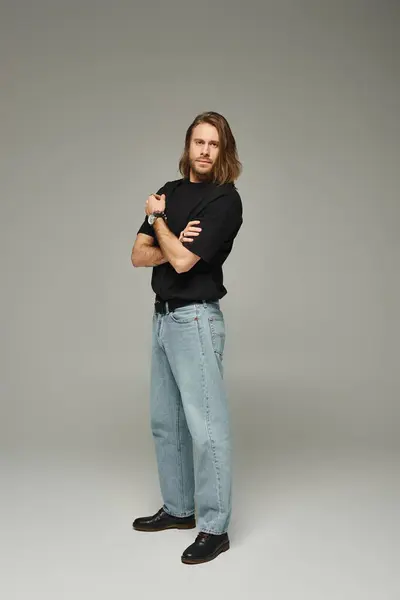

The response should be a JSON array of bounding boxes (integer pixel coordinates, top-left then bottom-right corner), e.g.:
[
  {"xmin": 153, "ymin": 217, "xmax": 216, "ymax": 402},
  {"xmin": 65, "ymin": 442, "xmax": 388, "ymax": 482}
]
[
  {"xmin": 189, "ymin": 170, "xmax": 201, "ymax": 183},
  {"xmin": 189, "ymin": 169, "xmax": 212, "ymax": 184}
]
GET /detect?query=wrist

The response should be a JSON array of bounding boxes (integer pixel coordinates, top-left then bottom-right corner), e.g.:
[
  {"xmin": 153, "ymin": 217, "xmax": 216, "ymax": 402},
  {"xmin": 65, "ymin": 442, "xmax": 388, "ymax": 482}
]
[{"xmin": 148, "ymin": 211, "xmax": 167, "ymax": 226}]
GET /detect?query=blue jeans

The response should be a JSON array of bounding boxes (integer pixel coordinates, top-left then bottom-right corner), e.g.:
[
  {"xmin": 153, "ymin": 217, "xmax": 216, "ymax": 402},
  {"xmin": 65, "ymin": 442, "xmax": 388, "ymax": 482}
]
[{"xmin": 149, "ymin": 300, "xmax": 232, "ymax": 535}]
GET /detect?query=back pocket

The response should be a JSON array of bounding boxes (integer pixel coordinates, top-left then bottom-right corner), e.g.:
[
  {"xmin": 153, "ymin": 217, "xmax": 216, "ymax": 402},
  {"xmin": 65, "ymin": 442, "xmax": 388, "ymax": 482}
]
[{"xmin": 208, "ymin": 314, "xmax": 225, "ymax": 358}]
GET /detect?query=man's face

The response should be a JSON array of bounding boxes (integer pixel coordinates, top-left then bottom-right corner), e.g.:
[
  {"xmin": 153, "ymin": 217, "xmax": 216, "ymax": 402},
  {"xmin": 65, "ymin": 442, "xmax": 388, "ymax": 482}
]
[{"xmin": 188, "ymin": 122, "xmax": 220, "ymax": 182}]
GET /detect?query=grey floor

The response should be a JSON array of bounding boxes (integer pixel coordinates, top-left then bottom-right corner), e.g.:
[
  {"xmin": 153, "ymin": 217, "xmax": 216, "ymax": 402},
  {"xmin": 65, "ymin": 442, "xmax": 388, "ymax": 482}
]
[{"xmin": 2, "ymin": 444, "xmax": 398, "ymax": 600}]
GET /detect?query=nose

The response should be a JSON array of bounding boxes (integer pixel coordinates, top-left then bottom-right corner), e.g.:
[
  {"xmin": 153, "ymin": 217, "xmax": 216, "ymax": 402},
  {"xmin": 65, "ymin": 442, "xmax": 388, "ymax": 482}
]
[{"xmin": 201, "ymin": 144, "xmax": 210, "ymax": 156}]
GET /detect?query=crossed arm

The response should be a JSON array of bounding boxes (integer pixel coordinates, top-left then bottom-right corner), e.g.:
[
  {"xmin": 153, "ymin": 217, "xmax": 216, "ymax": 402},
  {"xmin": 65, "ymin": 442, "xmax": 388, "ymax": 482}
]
[
  {"xmin": 131, "ymin": 219, "xmax": 201, "ymax": 273},
  {"xmin": 130, "ymin": 234, "xmax": 167, "ymax": 268}
]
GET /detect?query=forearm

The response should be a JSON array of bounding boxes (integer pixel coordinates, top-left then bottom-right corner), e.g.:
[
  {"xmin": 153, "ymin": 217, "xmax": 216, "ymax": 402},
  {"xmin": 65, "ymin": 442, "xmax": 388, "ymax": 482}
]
[
  {"xmin": 131, "ymin": 244, "xmax": 168, "ymax": 267},
  {"xmin": 153, "ymin": 218, "xmax": 188, "ymax": 272}
]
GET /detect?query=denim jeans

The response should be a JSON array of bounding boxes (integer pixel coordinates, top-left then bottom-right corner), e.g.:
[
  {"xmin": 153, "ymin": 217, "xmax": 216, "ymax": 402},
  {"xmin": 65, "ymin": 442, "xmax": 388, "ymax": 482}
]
[{"xmin": 149, "ymin": 300, "xmax": 232, "ymax": 535}]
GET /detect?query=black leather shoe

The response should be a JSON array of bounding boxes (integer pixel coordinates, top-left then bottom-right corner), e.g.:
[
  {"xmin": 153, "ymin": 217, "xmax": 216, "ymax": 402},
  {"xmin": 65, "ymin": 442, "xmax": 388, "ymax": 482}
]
[
  {"xmin": 132, "ymin": 507, "xmax": 196, "ymax": 532},
  {"xmin": 181, "ymin": 532, "xmax": 230, "ymax": 564}
]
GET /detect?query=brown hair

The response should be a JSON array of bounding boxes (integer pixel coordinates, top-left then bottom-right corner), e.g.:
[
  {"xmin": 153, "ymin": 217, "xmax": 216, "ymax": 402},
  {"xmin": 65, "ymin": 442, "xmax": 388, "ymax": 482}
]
[{"xmin": 178, "ymin": 111, "xmax": 242, "ymax": 184}]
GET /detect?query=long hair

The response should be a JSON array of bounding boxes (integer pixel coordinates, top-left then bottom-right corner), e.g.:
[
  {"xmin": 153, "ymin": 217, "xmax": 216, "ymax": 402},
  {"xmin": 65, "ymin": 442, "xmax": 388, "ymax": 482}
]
[{"xmin": 178, "ymin": 111, "xmax": 242, "ymax": 184}]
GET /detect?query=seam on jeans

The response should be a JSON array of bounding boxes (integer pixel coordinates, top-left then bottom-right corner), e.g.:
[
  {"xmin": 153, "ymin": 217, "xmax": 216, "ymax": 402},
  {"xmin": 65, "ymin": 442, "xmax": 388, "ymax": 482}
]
[
  {"xmin": 200, "ymin": 528, "xmax": 227, "ymax": 535},
  {"xmin": 196, "ymin": 309, "xmax": 223, "ymax": 529},
  {"xmin": 164, "ymin": 506, "xmax": 195, "ymax": 518},
  {"xmin": 176, "ymin": 398, "xmax": 186, "ymax": 516}
]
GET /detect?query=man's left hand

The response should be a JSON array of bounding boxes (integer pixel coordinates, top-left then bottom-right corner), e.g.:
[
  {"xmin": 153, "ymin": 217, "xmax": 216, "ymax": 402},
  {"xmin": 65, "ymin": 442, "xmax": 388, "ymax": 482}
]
[{"xmin": 145, "ymin": 193, "xmax": 166, "ymax": 216}]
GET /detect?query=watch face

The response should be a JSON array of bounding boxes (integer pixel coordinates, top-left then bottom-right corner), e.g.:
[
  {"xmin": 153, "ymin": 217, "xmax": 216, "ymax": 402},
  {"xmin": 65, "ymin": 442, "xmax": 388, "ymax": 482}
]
[{"xmin": 148, "ymin": 212, "xmax": 166, "ymax": 226}]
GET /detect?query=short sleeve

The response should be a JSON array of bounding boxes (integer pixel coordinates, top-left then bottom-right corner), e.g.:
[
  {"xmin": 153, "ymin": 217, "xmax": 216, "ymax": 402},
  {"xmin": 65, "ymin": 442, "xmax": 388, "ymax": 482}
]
[
  {"xmin": 137, "ymin": 217, "xmax": 154, "ymax": 237},
  {"xmin": 136, "ymin": 184, "xmax": 166, "ymax": 238},
  {"xmin": 182, "ymin": 191, "xmax": 243, "ymax": 263}
]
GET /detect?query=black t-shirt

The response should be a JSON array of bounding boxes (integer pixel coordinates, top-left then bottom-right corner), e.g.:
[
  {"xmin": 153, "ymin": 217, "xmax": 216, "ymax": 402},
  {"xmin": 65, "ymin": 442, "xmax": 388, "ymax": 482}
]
[{"xmin": 137, "ymin": 178, "xmax": 243, "ymax": 301}]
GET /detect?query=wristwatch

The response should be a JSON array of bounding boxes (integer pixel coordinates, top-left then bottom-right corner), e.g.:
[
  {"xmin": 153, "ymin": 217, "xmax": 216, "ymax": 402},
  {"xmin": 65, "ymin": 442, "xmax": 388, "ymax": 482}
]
[{"xmin": 147, "ymin": 211, "xmax": 167, "ymax": 226}]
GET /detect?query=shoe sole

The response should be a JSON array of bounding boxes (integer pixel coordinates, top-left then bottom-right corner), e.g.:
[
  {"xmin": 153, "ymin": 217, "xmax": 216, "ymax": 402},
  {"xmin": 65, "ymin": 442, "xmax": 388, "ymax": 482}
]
[
  {"xmin": 181, "ymin": 540, "xmax": 230, "ymax": 565},
  {"xmin": 133, "ymin": 522, "xmax": 196, "ymax": 532}
]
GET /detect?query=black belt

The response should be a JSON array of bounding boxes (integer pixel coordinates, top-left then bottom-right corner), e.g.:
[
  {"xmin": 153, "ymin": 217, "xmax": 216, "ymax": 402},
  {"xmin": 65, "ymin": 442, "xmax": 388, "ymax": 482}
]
[{"xmin": 154, "ymin": 297, "xmax": 202, "ymax": 314}]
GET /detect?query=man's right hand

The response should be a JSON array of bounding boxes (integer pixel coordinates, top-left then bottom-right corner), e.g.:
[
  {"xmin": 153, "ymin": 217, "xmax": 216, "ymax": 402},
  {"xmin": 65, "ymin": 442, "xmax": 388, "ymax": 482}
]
[{"xmin": 179, "ymin": 220, "xmax": 202, "ymax": 243}]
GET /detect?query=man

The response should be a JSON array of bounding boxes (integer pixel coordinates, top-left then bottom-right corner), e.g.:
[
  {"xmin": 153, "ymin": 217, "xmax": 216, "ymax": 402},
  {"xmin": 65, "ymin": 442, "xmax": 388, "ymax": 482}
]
[{"xmin": 130, "ymin": 111, "xmax": 243, "ymax": 565}]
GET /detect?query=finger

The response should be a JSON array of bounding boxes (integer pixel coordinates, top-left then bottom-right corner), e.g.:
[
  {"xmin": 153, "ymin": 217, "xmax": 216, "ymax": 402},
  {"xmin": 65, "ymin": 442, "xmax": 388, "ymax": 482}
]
[
  {"xmin": 182, "ymin": 237, "xmax": 193, "ymax": 242},
  {"xmin": 188, "ymin": 227, "xmax": 202, "ymax": 233},
  {"xmin": 188, "ymin": 220, "xmax": 201, "ymax": 226}
]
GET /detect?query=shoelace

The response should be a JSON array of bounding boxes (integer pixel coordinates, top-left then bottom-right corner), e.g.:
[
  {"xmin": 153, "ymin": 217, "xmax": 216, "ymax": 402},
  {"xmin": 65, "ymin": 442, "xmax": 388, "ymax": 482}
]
[{"xmin": 197, "ymin": 532, "xmax": 212, "ymax": 542}]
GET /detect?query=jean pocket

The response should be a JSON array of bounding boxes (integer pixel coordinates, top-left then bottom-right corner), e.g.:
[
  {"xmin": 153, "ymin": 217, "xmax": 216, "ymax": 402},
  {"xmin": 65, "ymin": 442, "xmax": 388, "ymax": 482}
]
[
  {"xmin": 169, "ymin": 304, "xmax": 198, "ymax": 324},
  {"xmin": 208, "ymin": 314, "xmax": 225, "ymax": 357}
]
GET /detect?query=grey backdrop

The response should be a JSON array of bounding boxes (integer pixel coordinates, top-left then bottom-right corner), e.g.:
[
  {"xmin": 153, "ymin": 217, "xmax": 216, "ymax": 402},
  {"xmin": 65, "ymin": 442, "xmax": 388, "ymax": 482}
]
[{"xmin": 1, "ymin": 1, "xmax": 399, "ymax": 599}]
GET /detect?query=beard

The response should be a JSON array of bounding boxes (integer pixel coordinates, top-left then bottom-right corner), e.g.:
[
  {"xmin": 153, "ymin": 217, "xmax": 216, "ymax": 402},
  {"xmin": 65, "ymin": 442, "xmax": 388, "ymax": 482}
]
[{"xmin": 189, "ymin": 157, "xmax": 214, "ymax": 182}]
